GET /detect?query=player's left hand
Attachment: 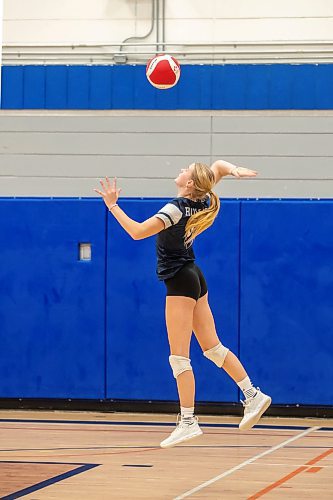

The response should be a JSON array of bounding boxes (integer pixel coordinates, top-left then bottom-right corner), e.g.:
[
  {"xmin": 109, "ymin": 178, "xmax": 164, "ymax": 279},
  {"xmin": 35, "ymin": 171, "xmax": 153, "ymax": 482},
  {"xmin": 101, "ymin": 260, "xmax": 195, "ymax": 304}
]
[
  {"xmin": 231, "ymin": 167, "xmax": 258, "ymax": 178},
  {"xmin": 94, "ymin": 176, "xmax": 121, "ymax": 209}
]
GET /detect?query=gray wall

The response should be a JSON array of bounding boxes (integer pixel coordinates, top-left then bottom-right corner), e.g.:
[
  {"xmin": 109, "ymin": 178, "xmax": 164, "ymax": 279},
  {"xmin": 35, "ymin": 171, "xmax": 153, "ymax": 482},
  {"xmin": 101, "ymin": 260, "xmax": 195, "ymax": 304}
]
[{"xmin": 0, "ymin": 110, "xmax": 332, "ymax": 198}]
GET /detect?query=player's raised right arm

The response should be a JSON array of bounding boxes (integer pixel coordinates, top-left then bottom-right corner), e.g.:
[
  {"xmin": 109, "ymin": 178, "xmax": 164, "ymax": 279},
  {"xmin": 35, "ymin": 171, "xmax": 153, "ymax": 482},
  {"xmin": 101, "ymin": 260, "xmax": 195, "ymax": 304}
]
[
  {"xmin": 210, "ymin": 159, "xmax": 240, "ymax": 184},
  {"xmin": 210, "ymin": 160, "xmax": 258, "ymax": 185}
]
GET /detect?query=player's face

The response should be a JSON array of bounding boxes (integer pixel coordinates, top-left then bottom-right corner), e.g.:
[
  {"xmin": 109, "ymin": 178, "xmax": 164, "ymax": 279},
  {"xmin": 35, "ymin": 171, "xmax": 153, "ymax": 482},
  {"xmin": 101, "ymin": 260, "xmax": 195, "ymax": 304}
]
[{"xmin": 175, "ymin": 164, "xmax": 195, "ymax": 189}]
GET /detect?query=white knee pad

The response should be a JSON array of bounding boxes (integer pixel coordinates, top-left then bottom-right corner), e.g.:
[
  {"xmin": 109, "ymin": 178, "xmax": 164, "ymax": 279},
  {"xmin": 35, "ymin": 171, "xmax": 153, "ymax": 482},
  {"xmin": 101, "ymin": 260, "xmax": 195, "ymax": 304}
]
[
  {"xmin": 203, "ymin": 342, "xmax": 229, "ymax": 367},
  {"xmin": 169, "ymin": 355, "xmax": 192, "ymax": 378}
]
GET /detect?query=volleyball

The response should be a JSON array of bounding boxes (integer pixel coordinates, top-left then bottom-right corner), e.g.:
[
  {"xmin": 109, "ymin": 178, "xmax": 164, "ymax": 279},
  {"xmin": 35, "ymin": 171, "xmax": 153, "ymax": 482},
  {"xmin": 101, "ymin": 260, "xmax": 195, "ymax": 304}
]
[{"xmin": 146, "ymin": 54, "xmax": 181, "ymax": 89}]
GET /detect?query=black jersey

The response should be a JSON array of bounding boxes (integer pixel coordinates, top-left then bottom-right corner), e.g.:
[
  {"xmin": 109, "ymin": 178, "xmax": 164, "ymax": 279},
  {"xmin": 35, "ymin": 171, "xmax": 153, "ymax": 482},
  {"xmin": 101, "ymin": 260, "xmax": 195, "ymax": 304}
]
[{"xmin": 155, "ymin": 196, "xmax": 209, "ymax": 281}]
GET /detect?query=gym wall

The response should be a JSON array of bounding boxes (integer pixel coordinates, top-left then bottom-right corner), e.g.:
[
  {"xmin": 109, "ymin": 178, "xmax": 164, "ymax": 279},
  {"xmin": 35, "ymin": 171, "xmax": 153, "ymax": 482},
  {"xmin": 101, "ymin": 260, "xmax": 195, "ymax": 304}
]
[
  {"xmin": 3, "ymin": 0, "xmax": 332, "ymax": 46},
  {"xmin": 0, "ymin": 111, "xmax": 333, "ymax": 199}
]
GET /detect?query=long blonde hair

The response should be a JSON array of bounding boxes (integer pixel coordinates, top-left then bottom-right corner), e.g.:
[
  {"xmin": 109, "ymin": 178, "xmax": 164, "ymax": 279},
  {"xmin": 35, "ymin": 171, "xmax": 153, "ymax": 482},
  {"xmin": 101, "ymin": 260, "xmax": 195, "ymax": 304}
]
[{"xmin": 184, "ymin": 163, "xmax": 220, "ymax": 246}]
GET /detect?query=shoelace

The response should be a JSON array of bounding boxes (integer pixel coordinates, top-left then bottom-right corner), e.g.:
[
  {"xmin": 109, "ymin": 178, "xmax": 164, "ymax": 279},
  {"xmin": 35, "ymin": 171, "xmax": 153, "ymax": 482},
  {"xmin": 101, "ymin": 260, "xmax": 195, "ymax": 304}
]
[
  {"xmin": 176, "ymin": 413, "xmax": 197, "ymax": 427},
  {"xmin": 240, "ymin": 387, "xmax": 260, "ymax": 407}
]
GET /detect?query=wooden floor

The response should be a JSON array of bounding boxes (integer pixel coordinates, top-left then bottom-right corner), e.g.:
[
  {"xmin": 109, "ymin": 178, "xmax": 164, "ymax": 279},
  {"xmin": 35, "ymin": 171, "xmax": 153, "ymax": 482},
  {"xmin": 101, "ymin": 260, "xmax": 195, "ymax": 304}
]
[{"xmin": 0, "ymin": 411, "xmax": 332, "ymax": 499}]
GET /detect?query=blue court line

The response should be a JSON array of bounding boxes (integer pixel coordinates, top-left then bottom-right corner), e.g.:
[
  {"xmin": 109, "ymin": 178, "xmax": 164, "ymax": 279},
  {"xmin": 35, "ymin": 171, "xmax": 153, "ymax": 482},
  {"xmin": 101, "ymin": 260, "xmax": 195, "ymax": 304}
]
[
  {"xmin": 0, "ymin": 418, "xmax": 313, "ymax": 430},
  {"xmin": 0, "ymin": 460, "xmax": 99, "ymax": 465},
  {"xmin": 0, "ymin": 462, "xmax": 99, "ymax": 500}
]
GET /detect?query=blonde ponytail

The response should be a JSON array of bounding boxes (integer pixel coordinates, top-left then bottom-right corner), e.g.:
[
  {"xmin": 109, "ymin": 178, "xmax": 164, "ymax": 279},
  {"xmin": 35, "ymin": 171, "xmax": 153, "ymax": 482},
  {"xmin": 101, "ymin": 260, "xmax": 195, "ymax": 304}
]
[{"xmin": 184, "ymin": 164, "xmax": 220, "ymax": 246}]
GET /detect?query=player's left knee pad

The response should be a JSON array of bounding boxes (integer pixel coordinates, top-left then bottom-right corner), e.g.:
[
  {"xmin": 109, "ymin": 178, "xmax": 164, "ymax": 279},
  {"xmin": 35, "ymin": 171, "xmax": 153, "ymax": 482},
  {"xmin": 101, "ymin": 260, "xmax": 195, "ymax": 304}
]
[
  {"xmin": 169, "ymin": 355, "xmax": 192, "ymax": 378},
  {"xmin": 203, "ymin": 342, "xmax": 229, "ymax": 367}
]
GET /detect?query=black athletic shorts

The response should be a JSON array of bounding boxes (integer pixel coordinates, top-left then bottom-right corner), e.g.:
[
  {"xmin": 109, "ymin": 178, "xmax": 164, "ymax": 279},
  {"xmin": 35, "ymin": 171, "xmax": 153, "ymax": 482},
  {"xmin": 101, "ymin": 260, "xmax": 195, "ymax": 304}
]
[{"xmin": 164, "ymin": 262, "xmax": 208, "ymax": 301}]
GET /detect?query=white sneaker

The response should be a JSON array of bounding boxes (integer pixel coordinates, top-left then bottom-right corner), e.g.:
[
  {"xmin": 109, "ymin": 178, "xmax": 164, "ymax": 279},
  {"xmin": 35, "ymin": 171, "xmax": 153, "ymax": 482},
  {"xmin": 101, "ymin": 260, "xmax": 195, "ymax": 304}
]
[
  {"xmin": 160, "ymin": 415, "xmax": 203, "ymax": 448},
  {"xmin": 239, "ymin": 389, "xmax": 272, "ymax": 431}
]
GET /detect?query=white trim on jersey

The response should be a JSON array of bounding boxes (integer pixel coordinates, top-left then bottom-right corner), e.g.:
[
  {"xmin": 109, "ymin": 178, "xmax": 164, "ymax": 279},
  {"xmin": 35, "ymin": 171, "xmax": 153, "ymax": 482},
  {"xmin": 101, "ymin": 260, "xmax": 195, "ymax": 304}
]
[{"xmin": 155, "ymin": 203, "xmax": 183, "ymax": 229}]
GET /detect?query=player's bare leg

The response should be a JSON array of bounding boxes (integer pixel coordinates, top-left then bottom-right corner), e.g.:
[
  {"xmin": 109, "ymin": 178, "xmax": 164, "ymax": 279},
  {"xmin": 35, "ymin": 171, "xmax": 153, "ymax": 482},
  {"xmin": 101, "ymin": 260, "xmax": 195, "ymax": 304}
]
[
  {"xmin": 193, "ymin": 292, "xmax": 271, "ymax": 430},
  {"xmin": 160, "ymin": 296, "xmax": 203, "ymax": 448}
]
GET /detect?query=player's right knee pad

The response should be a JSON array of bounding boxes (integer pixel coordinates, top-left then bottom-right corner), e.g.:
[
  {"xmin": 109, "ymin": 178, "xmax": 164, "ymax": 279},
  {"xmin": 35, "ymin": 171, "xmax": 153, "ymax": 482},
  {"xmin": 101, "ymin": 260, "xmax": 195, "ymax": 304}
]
[
  {"xmin": 169, "ymin": 355, "xmax": 192, "ymax": 378},
  {"xmin": 203, "ymin": 342, "xmax": 229, "ymax": 367}
]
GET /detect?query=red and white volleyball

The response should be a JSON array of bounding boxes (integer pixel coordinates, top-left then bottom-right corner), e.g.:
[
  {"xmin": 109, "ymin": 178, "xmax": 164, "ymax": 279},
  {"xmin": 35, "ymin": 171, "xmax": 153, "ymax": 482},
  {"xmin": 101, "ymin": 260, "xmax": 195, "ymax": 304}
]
[{"xmin": 146, "ymin": 54, "xmax": 181, "ymax": 89}]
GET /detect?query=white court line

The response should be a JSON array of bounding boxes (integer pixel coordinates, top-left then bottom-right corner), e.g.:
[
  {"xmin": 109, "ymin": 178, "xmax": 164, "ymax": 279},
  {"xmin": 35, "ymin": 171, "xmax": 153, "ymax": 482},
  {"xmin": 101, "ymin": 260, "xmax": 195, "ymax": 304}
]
[{"xmin": 174, "ymin": 426, "xmax": 319, "ymax": 500}]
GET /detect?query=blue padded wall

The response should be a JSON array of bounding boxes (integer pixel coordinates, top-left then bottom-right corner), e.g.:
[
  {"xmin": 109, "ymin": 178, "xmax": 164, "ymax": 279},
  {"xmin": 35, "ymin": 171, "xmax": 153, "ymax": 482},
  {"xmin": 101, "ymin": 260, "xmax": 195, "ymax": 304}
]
[
  {"xmin": 0, "ymin": 198, "xmax": 332, "ymax": 405},
  {"xmin": 2, "ymin": 64, "xmax": 333, "ymax": 109},
  {"xmin": 240, "ymin": 201, "xmax": 333, "ymax": 405},
  {"xmin": 106, "ymin": 199, "xmax": 240, "ymax": 402},
  {"xmin": 0, "ymin": 199, "xmax": 106, "ymax": 398}
]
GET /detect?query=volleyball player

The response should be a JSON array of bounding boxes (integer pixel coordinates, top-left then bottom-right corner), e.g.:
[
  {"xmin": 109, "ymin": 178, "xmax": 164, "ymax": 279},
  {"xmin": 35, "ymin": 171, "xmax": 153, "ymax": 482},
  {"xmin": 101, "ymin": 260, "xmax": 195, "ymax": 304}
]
[{"xmin": 94, "ymin": 160, "xmax": 271, "ymax": 448}]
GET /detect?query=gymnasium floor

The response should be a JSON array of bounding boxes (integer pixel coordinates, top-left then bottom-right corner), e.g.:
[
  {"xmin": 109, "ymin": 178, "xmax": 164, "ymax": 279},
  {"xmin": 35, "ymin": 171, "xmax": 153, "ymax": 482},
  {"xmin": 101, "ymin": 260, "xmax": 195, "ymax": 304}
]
[{"xmin": 0, "ymin": 410, "xmax": 332, "ymax": 499}]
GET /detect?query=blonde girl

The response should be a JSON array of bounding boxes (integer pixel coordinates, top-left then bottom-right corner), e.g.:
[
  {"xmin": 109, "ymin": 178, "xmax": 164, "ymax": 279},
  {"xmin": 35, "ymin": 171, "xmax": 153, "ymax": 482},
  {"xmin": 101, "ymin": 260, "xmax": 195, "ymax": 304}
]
[{"xmin": 94, "ymin": 160, "xmax": 271, "ymax": 448}]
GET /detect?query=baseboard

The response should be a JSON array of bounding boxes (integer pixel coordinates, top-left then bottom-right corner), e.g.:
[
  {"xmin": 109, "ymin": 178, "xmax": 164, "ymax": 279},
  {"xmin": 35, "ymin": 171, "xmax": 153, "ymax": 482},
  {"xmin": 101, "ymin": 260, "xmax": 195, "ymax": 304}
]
[{"xmin": 0, "ymin": 399, "xmax": 332, "ymax": 418}]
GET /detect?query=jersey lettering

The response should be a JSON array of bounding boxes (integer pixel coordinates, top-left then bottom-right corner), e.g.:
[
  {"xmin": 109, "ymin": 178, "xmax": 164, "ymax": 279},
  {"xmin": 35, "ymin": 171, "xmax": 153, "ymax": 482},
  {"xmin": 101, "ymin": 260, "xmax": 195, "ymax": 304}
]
[{"xmin": 185, "ymin": 207, "xmax": 202, "ymax": 217}]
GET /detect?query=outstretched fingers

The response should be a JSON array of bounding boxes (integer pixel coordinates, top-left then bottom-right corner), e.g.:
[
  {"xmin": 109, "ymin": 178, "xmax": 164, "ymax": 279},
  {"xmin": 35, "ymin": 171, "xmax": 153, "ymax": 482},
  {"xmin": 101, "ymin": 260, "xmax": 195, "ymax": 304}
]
[
  {"xmin": 94, "ymin": 176, "xmax": 121, "ymax": 208},
  {"xmin": 236, "ymin": 167, "xmax": 258, "ymax": 178}
]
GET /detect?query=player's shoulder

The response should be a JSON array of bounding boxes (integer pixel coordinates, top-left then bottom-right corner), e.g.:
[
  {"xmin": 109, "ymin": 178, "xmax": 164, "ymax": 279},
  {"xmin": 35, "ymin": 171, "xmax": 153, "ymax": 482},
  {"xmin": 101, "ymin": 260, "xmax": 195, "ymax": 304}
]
[
  {"xmin": 167, "ymin": 197, "xmax": 182, "ymax": 208},
  {"xmin": 155, "ymin": 198, "xmax": 183, "ymax": 229},
  {"xmin": 171, "ymin": 197, "xmax": 191, "ymax": 208}
]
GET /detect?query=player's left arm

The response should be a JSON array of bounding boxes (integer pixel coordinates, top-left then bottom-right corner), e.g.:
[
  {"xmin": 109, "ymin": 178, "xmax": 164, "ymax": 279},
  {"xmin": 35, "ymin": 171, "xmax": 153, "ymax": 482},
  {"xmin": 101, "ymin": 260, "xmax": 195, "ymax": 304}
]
[
  {"xmin": 94, "ymin": 177, "xmax": 165, "ymax": 240},
  {"xmin": 109, "ymin": 209, "xmax": 164, "ymax": 240}
]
